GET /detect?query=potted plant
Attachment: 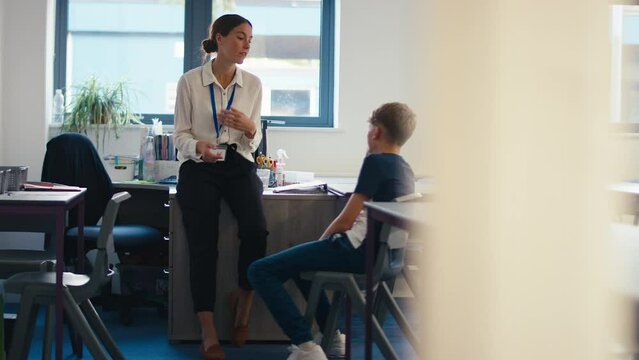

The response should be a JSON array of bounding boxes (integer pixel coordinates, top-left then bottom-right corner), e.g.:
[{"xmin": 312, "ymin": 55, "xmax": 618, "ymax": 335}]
[{"xmin": 62, "ymin": 76, "xmax": 142, "ymax": 149}]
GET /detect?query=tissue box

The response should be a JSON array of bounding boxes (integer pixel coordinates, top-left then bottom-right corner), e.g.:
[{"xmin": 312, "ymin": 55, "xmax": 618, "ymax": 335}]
[
  {"xmin": 284, "ymin": 171, "xmax": 314, "ymax": 184},
  {"xmin": 155, "ymin": 160, "xmax": 180, "ymax": 181},
  {"xmin": 104, "ymin": 158, "xmax": 137, "ymax": 182}
]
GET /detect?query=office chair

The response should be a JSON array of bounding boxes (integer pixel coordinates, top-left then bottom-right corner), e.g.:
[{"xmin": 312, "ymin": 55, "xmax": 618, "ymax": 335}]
[
  {"xmin": 4, "ymin": 192, "xmax": 129, "ymax": 360},
  {"xmin": 301, "ymin": 193, "xmax": 423, "ymax": 360},
  {"xmin": 41, "ymin": 133, "xmax": 166, "ymax": 324}
]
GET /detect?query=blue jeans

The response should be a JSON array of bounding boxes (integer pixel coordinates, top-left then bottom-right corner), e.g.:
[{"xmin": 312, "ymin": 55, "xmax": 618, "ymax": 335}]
[{"xmin": 248, "ymin": 233, "xmax": 365, "ymax": 345}]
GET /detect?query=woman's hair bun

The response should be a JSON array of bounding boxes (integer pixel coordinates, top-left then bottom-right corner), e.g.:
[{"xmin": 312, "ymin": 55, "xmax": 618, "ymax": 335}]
[{"xmin": 201, "ymin": 39, "xmax": 216, "ymax": 53}]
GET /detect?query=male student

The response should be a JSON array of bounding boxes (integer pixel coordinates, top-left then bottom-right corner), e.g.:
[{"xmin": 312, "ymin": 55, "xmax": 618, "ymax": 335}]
[{"xmin": 248, "ymin": 102, "xmax": 416, "ymax": 360}]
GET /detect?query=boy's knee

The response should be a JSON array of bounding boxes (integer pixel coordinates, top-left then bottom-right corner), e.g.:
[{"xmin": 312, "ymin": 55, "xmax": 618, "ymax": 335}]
[{"xmin": 247, "ymin": 258, "xmax": 267, "ymax": 286}]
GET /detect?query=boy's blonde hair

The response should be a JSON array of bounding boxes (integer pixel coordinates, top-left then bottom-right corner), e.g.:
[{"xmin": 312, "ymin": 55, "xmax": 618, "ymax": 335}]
[{"xmin": 369, "ymin": 102, "xmax": 416, "ymax": 146}]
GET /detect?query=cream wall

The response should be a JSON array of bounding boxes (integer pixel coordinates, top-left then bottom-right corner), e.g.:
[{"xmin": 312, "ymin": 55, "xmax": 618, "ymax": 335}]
[
  {"xmin": 0, "ymin": 0, "xmax": 429, "ymax": 180},
  {"xmin": 0, "ymin": 0, "xmax": 55, "ymax": 180},
  {"xmin": 422, "ymin": 1, "xmax": 610, "ymax": 360},
  {"xmin": 267, "ymin": 0, "xmax": 428, "ymax": 177}
]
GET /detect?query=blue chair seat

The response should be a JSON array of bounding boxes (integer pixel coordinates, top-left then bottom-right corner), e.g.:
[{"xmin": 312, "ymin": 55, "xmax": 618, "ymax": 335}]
[{"xmin": 67, "ymin": 225, "xmax": 163, "ymax": 251}]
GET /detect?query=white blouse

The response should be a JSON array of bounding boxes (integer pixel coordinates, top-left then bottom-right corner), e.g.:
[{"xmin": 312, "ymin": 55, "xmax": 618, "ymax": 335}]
[{"xmin": 174, "ymin": 60, "xmax": 263, "ymax": 163}]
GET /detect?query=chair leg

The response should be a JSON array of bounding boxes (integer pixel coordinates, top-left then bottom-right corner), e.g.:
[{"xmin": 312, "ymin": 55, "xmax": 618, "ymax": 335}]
[
  {"xmin": 344, "ymin": 281, "xmax": 400, "ymax": 360},
  {"xmin": 303, "ymin": 277, "xmax": 324, "ymax": 327},
  {"xmin": 60, "ymin": 290, "xmax": 109, "ymax": 360},
  {"xmin": 374, "ymin": 279, "xmax": 395, "ymax": 325},
  {"xmin": 41, "ymin": 305, "xmax": 54, "ymax": 360},
  {"xmin": 43, "ymin": 301, "xmax": 82, "ymax": 358},
  {"xmin": 379, "ymin": 282, "xmax": 421, "ymax": 353},
  {"xmin": 320, "ymin": 291, "xmax": 344, "ymax": 352},
  {"xmin": 8, "ymin": 289, "xmax": 39, "ymax": 360},
  {"xmin": 118, "ymin": 295, "xmax": 133, "ymax": 326},
  {"xmin": 80, "ymin": 299, "xmax": 125, "ymax": 360},
  {"xmin": 371, "ymin": 316, "xmax": 400, "ymax": 360},
  {"xmin": 68, "ymin": 319, "xmax": 83, "ymax": 358}
]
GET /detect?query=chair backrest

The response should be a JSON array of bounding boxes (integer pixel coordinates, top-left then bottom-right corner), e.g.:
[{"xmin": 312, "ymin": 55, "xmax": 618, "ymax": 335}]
[
  {"xmin": 373, "ymin": 193, "xmax": 422, "ymax": 282},
  {"xmin": 79, "ymin": 191, "xmax": 131, "ymax": 298},
  {"xmin": 41, "ymin": 133, "xmax": 113, "ymax": 227}
]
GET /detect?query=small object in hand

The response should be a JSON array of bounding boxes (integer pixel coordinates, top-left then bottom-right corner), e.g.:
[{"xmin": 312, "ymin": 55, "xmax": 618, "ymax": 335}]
[{"xmin": 208, "ymin": 145, "xmax": 227, "ymax": 161}]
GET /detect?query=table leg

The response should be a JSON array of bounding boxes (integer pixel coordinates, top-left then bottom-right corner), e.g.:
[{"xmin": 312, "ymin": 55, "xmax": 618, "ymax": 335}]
[
  {"xmin": 365, "ymin": 213, "xmax": 377, "ymax": 360},
  {"xmin": 54, "ymin": 209, "xmax": 65, "ymax": 360},
  {"xmin": 345, "ymin": 296, "xmax": 351, "ymax": 360},
  {"xmin": 75, "ymin": 201, "xmax": 85, "ymax": 358},
  {"xmin": 77, "ymin": 201, "xmax": 85, "ymax": 273},
  {"xmin": 1, "ymin": 292, "xmax": 5, "ymax": 360}
]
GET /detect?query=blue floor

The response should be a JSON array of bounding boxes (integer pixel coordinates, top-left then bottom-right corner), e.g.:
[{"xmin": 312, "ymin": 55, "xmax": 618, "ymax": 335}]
[{"xmin": 4, "ymin": 299, "xmax": 419, "ymax": 359}]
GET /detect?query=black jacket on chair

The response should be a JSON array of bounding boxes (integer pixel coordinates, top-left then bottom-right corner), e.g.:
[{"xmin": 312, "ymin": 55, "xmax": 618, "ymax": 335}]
[
  {"xmin": 40, "ymin": 133, "xmax": 166, "ymax": 325},
  {"xmin": 41, "ymin": 133, "xmax": 113, "ymax": 228}
]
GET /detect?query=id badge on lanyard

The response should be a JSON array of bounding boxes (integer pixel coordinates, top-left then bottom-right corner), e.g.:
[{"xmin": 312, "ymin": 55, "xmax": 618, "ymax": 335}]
[{"xmin": 208, "ymin": 83, "xmax": 236, "ymax": 162}]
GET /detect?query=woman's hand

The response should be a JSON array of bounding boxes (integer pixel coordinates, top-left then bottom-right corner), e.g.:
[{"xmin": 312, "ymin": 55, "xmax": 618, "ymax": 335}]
[
  {"xmin": 219, "ymin": 108, "xmax": 257, "ymax": 138},
  {"xmin": 196, "ymin": 140, "xmax": 224, "ymax": 163}
]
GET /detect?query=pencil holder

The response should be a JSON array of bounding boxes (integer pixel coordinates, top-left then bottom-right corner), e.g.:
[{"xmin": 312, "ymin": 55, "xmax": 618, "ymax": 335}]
[{"xmin": 0, "ymin": 166, "xmax": 28, "ymax": 191}]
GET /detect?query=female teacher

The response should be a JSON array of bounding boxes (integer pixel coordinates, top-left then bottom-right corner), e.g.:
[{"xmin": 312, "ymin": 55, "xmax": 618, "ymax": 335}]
[{"xmin": 174, "ymin": 14, "xmax": 267, "ymax": 360}]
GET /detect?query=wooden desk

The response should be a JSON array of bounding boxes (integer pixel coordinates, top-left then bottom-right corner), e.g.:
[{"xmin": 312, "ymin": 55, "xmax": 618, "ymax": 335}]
[
  {"xmin": 363, "ymin": 201, "xmax": 428, "ymax": 360},
  {"xmin": 168, "ymin": 190, "xmax": 338, "ymax": 342},
  {"xmin": 0, "ymin": 189, "xmax": 86, "ymax": 360}
]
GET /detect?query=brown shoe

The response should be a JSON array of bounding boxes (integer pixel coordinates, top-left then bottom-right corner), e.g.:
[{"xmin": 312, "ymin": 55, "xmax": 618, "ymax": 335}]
[
  {"xmin": 200, "ymin": 343, "xmax": 225, "ymax": 360},
  {"xmin": 231, "ymin": 325, "xmax": 249, "ymax": 347},
  {"xmin": 229, "ymin": 290, "xmax": 249, "ymax": 346}
]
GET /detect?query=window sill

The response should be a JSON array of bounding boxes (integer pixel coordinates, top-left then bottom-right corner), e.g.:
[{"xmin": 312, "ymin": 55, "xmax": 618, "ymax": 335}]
[
  {"xmin": 157, "ymin": 124, "xmax": 344, "ymax": 133},
  {"xmin": 266, "ymin": 126, "xmax": 344, "ymax": 133}
]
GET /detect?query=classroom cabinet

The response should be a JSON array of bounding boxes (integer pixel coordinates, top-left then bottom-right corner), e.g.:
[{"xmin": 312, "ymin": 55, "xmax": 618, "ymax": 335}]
[{"xmin": 168, "ymin": 192, "xmax": 338, "ymax": 342}]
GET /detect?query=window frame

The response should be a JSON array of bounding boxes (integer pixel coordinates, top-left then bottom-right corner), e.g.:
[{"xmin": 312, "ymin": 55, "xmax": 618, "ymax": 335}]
[
  {"xmin": 611, "ymin": 4, "xmax": 639, "ymax": 133},
  {"xmin": 54, "ymin": 0, "xmax": 335, "ymax": 128}
]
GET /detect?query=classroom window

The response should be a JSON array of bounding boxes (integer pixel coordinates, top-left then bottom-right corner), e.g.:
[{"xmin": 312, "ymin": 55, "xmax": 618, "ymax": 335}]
[
  {"xmin": 611, "ymin": 5, "xmax": 639, "ymax": 132},
  {"xmin": 270, "ymin": 89, "xmax": 311, "ymax": 116},
  {"xmin": 54, "ymin": 0, "xmax": 335, "ymax": 127}
]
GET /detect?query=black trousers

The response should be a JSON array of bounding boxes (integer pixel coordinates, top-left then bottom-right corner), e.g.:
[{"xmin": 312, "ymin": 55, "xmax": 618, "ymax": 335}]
[{"xmin": 176, "ymin": 148, "xmax": 268, "ymax": 312}]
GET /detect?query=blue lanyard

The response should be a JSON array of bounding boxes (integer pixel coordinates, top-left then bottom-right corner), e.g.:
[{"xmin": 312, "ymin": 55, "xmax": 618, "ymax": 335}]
[{"xmin": 208, "ymin": 83, "xmax": 237, "ymax": 139}]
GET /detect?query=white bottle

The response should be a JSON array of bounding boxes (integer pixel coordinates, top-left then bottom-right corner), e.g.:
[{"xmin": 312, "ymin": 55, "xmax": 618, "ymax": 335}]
[
  {"xmin": 143, "ymin": 136, "xmax": 156, "ymax": 181},
  {"xmin": 52, "ymin": 89, "xmax": 65, "ymax": 124},
  {"xmin": 275, "ymin": 161, "xmax": 284, "ymax": 187},
  {"xmin": 276, "ymin": 149, "xmax": 288, "ymax": 186}
]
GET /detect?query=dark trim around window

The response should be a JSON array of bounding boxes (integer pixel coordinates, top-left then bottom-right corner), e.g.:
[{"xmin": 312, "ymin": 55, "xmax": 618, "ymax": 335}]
[
  {"xmin": 53, "ymin": 0, "xmax": 68, "ymax": 96},
  {"xmin": 185, "ymin": 0, "xmax": 212, "ymax": 73},
  {"xmin": 54, "ymin": 0, "xmax": 335, "ymax": 127},
  {"xmin": 262, "ymin": 0, "xmax": 335, "ymax": 128}
]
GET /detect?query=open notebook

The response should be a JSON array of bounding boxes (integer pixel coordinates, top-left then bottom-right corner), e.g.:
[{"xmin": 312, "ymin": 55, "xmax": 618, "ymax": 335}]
[
  {"xmin": 272, "ymin": 180, "xmax": 327, "ymax": 194},
  {"xmin": 22, "ymin": 182, "xmax": 83, "ymax": 191}
]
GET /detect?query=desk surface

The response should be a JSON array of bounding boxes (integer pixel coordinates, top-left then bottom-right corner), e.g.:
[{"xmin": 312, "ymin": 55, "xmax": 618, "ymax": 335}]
[
  {"xmin": 322, "ymin": 177, "xmax": 433, "ymax": 197},
  {"xmin": 364, "ymin": 201, "xmax": 428, "ymax": 227},
  {"xmin": 116, "ymin": 181, "xmax": 336, "ymax": 200},
  {"xmin": 117, "ymin": 177, "xmax": 434, "ymax": 199},
  {"xmin": 0, "ymin": 190, "xmax": 86, "ymax": 205}
]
